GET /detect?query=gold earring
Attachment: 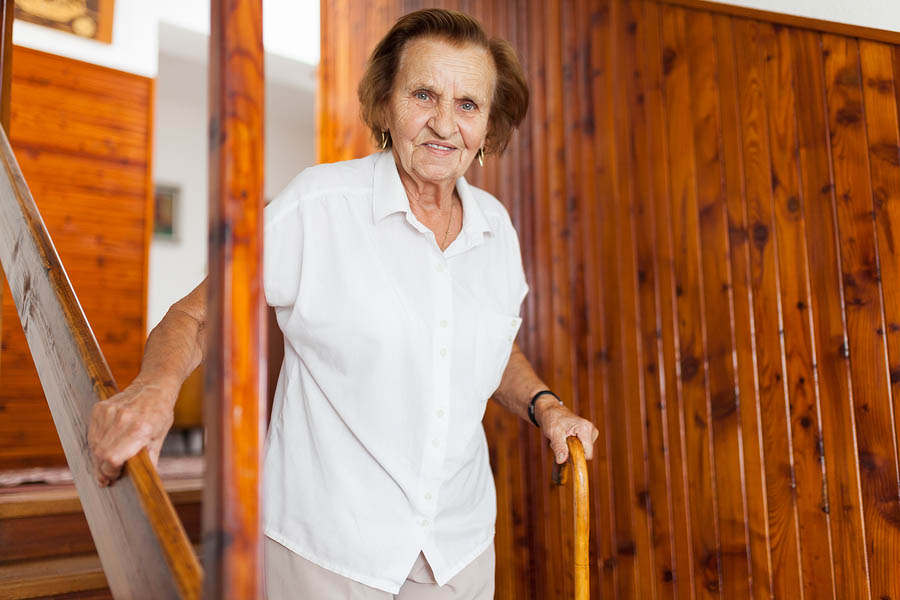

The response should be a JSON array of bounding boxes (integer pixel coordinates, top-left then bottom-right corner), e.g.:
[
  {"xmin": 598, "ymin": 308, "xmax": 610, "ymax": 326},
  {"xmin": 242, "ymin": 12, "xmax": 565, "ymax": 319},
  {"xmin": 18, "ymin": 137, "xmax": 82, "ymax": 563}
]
[
  {"xmin": 477, "ymin": 147, "xmax": 485, "ymax": 167},
  {"xmin": 381, "ymin": 131, "xmax": 388, "ymax": 150}
]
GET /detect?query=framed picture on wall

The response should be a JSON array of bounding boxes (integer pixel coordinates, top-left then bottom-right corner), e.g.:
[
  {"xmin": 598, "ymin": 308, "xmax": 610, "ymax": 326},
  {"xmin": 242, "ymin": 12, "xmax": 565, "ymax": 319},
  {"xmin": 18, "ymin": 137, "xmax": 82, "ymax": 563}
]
[
  {"xmin": 14, "ymin": 0, "xmax": 115, "ymax": 44},
  {"xmin": 153, "ymin": 183, "xmax": 179, "ymax": 242}
]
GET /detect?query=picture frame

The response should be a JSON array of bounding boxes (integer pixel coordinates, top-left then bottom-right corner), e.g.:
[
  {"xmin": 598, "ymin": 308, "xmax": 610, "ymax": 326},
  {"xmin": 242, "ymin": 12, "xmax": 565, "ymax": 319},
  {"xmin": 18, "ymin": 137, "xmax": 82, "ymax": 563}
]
[
  {"xmin": 153, "ymin": 183, "xmax": 179, "ymax": 242},
  {"xmin": 14, "ymin": 0, "xmax": 115, "ymax": 44}
]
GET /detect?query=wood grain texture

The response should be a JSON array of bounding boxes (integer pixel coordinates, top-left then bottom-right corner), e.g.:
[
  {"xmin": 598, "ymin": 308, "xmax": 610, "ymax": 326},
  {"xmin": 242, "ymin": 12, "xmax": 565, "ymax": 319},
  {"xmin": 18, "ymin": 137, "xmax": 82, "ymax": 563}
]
[
  {"xmin": 319, "ymin": 0, "xmax": 900, "ymax": 596},
  {"xmin": 205, "ymin": 0, "xmax": 266, "ymax": 598},
  {"xmin": 0, "ymin": 120, "xmax": 198, "ymax": 597},
  {"xmin": 0, "ymin": 0, "xmax": 12, "ymax": 133},
  {"xmin": 0, "ymin": 47, "xmax": 153, "ymax": 470},
  {"xmin": 0, "ymin": 481, "xmax": 202, "ymax": 564},
  {"xmin": 790, "ymin": 27, "xmax": 870, "ymax": 599},
  {"xmin": 760, "ymin": 23, "xmax": 834, "ymax": 600},
  {"xmin": 823, "ymin": 32, "xmax": 900, "ymax": 600}
]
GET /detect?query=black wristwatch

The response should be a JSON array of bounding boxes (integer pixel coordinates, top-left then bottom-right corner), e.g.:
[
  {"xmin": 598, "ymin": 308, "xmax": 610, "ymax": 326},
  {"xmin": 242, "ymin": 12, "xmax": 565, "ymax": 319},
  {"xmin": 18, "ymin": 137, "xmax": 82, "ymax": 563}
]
[{"xmin": 528, "ymin": 390, "xmax": 563, "ymax": 427}]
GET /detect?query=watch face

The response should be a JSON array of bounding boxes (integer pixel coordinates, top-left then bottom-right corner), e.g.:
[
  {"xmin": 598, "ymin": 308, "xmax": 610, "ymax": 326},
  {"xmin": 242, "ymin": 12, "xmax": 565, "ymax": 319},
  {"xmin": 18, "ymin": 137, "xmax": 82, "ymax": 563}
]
[{"xmin": 15, "ymin": 0, "xmax": 114, "ymax": 44}]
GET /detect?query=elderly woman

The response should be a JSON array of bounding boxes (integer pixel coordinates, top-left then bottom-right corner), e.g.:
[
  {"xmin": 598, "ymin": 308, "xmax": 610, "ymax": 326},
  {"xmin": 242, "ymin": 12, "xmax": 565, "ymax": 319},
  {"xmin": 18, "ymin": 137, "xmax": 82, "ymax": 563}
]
[{"xmin": 89, "ymin": 8, "xmax": 599, "ymax": 599}]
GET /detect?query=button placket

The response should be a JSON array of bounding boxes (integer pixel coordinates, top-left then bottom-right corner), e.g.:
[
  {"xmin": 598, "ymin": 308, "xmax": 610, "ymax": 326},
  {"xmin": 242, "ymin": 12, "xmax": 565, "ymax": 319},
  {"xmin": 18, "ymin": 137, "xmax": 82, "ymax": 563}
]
[{"xmin": 419, "ymin": 254, "xmax": 452, "ymax": 519}]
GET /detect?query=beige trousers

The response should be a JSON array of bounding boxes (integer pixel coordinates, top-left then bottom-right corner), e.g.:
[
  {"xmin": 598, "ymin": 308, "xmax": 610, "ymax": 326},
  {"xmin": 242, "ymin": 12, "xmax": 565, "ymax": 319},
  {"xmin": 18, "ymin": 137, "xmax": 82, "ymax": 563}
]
[{"xmin": 264, "ymin": 536, "xmax": 495, "ymax": 599}]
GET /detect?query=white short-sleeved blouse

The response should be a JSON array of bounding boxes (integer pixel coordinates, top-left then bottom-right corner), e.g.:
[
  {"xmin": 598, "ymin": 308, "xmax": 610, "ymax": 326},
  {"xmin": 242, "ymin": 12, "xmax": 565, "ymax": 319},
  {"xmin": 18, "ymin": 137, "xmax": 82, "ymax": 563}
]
[{"xmin": 262, "ymin": 151, "xmax": 528, "ymax": 593}]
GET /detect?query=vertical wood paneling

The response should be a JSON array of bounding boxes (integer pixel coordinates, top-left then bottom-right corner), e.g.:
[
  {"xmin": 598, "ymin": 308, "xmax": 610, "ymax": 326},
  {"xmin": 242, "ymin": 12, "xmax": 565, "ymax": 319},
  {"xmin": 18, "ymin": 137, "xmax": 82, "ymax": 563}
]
[
  {"xmin": 319, "ymin": 1, "xmax": 900, "ymax": 596},
  {"xmin": 660, "ymin": 7, "xmax": 723, "ymax": 597},
  {"xmin": 790, "ymin": 27, "xmax": 871, "ymax": 599},
  {"xmin": 643, "ymin": 3, "xmax": 697, "ymax": 597},
  {"xmin": 609, "ymin": 0, "xmax": 650, "ymax": 596},
  {"xmin": 715, "ymin": 15, "xmax": 769, "ymax": 600},
  {"xmin": 631, "ymin": 2, "xmax": 676, "ymax": 597},
  {"xmin": 823, "ymin": 33, "xmax": 900, "ymax": 600},
  {"xmin": 762, "ymin": 24, "xmax": 836, "ymax": 600},
  {"xmin": 583, "ymin": 2, "xmax": 619, "ymax": 597},
  {"xmin": 736, "ymin": 19, "xmax": 807, "ymax": 599},
  {"xmin": 859, "ymin": 41, "xmax": 900, "ymax": 540},
  {"xmin": 691, "ymin": 11, "xmax": 749, "ymax": 598}
]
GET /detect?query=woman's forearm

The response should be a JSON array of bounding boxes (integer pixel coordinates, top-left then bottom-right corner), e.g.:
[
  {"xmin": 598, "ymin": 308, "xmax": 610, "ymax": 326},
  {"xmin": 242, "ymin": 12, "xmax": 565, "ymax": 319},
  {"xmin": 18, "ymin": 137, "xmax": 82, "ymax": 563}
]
[
  {"xmin": 89, "ymin": 279, "xmax": 209, "ymax": 485},
  {"xmin": 492, "ymin": 343, "xmax": 561, "ymax": 426},
  {"xmin": 138, "ymin": 281, "xmax": 209, "ymax": 393},
  {"xmin": 493, "ymin": 342, "xmax": 600, "ymax": 463},
  {"xmin": 135, "ymin": 279, "xmax": 209, "ymax": 401}
]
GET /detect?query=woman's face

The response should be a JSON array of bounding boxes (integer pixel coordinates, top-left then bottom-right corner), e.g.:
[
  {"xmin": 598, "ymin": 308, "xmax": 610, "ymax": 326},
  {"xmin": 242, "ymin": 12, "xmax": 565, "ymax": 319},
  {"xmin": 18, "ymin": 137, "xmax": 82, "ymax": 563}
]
[{"xmin": 385, "ymin": 37, "xmax": 495, "ymax": 187}]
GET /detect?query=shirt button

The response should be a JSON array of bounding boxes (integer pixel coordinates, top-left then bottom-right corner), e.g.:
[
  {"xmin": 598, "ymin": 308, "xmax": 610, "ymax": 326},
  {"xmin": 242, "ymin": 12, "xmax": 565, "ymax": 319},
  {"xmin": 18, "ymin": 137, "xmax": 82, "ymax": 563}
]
[
  {"xmin": 439, "ymin": 348, "xmax": 447, "ymax": 357},
  {"xmin": 432, "ymin": 439, "xmax": 440, "ymax": 448},
  {"xmin": 436, "ymin": 263, "xmax": 445, "ymax": 272},
  {"xmin": 419, "ymin": 518, "xmax": 428, "ymax": 527},
  {"xmin": 424, "ymin": 493, "xmax": 433, "ymax": 500},
  {"xmin": 436, "ymin": 409, "xmax": 445, "ymax": 418},
  {"xmin": 511, "ymin": 319, "xmax": 518, "ymax": 327},
  {"xmin": 508, "ymin": 335, "xmax": 514, "ymax": 342},
  {"xmin": 440, "ymin": 319, "xmax": 448, "ymax": 328}
]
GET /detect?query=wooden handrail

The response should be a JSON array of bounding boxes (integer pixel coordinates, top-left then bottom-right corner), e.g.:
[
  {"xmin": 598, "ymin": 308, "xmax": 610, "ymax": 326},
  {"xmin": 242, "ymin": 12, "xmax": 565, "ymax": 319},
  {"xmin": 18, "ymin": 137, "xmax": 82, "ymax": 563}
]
[
  {"xmin": 552, "ymin": 436, "xmax": 590, "ymax": 600},
  {"xmin": 0, "ymin": 124, "xmax": 201, "ymax": 598}
]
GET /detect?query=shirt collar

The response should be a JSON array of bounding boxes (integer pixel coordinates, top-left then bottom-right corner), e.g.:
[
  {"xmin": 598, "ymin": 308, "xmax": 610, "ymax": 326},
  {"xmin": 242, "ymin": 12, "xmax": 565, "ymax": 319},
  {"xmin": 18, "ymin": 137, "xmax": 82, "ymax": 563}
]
[{"xmin": 372, "ymin": 151, "xmax": 494, "ymax": 237}]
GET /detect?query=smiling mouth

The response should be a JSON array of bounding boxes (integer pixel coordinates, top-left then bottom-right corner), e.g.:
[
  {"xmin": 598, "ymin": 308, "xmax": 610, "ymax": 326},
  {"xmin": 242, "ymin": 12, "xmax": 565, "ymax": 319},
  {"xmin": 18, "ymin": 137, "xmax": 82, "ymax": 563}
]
[{"xmin": 423, "ymin": 142, "xmax": 456, "ymax": 151}]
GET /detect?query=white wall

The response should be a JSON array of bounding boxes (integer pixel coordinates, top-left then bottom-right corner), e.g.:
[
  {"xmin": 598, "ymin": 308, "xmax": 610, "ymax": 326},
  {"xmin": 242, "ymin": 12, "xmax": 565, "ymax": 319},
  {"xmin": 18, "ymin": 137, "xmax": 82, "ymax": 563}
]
[
  {"xmin": 13, "ymin": 0, "xmax": 158, "ymax": 76},
  {"xmin": 11, "ymin": 0, "xmax": 321, "ymax": 77},
  {"xmin": 718, "ymin": 0, "xmax": 900, "ymax": 32},
  {"xmin": 147, "ymin": 47, "xmax": 316, "ymax": 331},
  {"xmin": 156, "ymin": 0, "xmax": 320, "ymax": 65}
]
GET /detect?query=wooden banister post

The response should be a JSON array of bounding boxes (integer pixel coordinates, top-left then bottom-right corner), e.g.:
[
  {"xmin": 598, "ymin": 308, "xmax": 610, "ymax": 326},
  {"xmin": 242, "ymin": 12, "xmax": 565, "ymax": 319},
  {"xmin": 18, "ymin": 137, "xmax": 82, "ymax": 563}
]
[
  {"xmin": 0, "ymin": 0, "xmax": 13, "ymax": 133},
  {"xmin": 204, "ymin": 1, "xmax": 266, "ymax": 598},
  {"xmin": 0, "ymin": 0, "xmax": 13, "ymax": 381}
]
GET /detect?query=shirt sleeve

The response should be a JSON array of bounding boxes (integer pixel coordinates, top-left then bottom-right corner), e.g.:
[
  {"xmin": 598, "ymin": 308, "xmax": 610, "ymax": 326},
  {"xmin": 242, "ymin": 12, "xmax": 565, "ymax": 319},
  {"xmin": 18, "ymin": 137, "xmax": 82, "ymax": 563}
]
[
  {"xmin": 505, "ymin": 216, "xmax": 529, "ymax": 317},
  {"xmin": 263, "ymin": 189, "xmax": 304, "ymax": 308}
]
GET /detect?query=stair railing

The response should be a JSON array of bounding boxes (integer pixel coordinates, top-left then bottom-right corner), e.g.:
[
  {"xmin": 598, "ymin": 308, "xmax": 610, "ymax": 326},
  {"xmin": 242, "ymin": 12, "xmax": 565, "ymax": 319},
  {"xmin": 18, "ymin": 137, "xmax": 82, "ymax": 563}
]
[{"xmin": 0, "ymin": 122, "xmax": 202, "ymax": 598}]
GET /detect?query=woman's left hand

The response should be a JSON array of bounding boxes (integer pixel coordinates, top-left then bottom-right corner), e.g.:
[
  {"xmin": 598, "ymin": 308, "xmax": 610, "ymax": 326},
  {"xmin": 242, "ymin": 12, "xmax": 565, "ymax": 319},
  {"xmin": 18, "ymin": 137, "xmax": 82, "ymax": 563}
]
[{"xmin": 538, "ymin": 404, "xmax": 600, "ymax": 464}]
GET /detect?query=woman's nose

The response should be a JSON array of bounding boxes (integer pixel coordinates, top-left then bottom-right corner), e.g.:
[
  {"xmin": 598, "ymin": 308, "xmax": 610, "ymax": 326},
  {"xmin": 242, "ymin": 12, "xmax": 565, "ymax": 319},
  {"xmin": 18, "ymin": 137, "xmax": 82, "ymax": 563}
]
[{"xmin": 428, "ymin": 104, "xmax": 455, "ymax": 138}]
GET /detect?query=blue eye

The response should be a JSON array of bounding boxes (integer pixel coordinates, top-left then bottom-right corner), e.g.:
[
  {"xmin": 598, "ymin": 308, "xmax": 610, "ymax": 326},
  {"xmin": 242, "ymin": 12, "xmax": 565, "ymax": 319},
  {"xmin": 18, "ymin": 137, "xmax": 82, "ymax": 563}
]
[
  {"xmin": 415, "ymin": 91, "xmax": 429, "ymax": 101},
  {"xmin": 461, "ymin": 102, "xmax": 476, "ymax": 111}
]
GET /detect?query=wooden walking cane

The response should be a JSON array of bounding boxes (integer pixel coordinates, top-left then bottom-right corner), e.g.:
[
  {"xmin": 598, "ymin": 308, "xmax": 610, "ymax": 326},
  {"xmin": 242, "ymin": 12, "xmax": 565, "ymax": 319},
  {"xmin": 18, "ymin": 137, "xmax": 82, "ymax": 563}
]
[{"xmin": 552, "ymin": 436, "xmax": 590, "ymax": 600}]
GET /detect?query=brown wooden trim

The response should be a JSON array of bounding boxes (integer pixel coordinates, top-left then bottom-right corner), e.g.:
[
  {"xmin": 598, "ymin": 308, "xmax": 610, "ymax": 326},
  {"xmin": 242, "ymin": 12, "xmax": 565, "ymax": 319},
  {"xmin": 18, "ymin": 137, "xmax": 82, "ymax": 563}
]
[
  {"xmin": 0, "ymin": 478, "xmax": 203, "ymax": 519},
  {"xmin": 94, "ymin": 0, "xmax": 115, "ymax": 44},
  {"xmin": 0, "ymin": 0, "xmax": 13, "ymax": 133},
  {"xmin": 205, "ymin": 0, "xmax": 266, "ymax": 598},
  {"xmin": 0, "ymin": 123, "xmax": 200, "ymax": 598},
  {"xmin": 0, "ymin": 1, "xmax": 11, "ymax": 384},
  {"xmin": 654, "ymin": 0, "xmax": 900, "ymax": 45},
  {"xmin": 12, "ymin": 45, "xmax": 154, "ymax": 84},
  {"xmin": 0, "ymin": 554, "xmax": 108, "ymax": 599},
  {"xmin": 141, "ymin": 76, "xmax": 155, "ymax": 344}
]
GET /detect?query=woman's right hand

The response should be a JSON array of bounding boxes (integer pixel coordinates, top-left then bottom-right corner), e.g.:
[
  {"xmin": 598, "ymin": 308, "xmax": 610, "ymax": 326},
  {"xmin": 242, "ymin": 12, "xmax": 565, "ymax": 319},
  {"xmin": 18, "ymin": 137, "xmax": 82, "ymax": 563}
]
[{"xmin": 88, "ymin": 378, "xmax": 177, "ymax": 487}]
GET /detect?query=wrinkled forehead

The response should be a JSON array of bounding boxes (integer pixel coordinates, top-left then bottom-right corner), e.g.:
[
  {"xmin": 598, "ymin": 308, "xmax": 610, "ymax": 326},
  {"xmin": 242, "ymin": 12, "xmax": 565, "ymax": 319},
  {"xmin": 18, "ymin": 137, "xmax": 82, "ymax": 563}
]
[{"xmin": 394, "ymin": 37, "xmax": 496, "ymax": 103}]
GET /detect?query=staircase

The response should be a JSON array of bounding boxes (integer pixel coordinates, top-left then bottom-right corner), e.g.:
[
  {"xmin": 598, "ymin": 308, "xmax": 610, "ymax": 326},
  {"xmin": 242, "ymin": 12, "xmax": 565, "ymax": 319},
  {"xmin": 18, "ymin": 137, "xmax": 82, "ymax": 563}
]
[{"xmin": 0, "ymin": 466, "xmax": 202, "ymax": 600}]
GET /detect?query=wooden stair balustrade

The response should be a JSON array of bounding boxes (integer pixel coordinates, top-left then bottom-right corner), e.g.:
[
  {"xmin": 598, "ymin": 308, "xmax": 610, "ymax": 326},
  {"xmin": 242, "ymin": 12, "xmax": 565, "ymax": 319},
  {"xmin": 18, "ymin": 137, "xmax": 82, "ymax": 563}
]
[
  {"xmin": 0, "ymin": 122, "xmax": 202, "ymax": 598},
  {"xmin": 552, "ymin": 436, "xmax": 590, "ymax": 600}
]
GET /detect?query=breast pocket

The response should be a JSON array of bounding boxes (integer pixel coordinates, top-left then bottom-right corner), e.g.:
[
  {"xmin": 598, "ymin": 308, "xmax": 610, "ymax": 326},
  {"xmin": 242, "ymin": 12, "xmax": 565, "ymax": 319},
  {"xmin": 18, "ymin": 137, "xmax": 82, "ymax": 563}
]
[{"xmin": 474, "ymin": 310, "xmax": 523, "ymax": 401}]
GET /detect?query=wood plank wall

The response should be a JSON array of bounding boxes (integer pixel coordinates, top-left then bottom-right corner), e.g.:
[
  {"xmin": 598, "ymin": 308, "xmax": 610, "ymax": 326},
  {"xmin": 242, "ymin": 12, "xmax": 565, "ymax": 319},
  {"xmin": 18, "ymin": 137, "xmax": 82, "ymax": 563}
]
[
  {"xmin": 0, "ymin": 47, "xmax": 153, "ymax": 470},
  {"xmin": 319, "ymin": 1, "xmax": 900, "ymax": 597}
]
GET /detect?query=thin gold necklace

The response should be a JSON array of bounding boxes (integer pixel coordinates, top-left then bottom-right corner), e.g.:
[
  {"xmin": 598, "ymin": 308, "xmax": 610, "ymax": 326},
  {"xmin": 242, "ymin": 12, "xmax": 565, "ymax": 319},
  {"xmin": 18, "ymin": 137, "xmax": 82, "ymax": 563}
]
[{"xmin": 441, "ymin": 200, "xmax": 454, "ymax": 249}]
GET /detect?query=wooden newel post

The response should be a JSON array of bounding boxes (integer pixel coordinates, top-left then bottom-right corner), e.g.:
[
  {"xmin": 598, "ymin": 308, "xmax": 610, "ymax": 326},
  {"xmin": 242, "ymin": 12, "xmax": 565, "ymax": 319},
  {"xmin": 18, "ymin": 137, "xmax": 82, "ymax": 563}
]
[
  {"xmin": 0, "ymin": 0, "xmax": 13, "ymax": 133},
  {"xmin": 0, "ymin": 0, "xmax": 13, "ymax": 378},
  {"xmin": 204, "ymin": 0, "xmax": 266, "ymax": 598}
]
